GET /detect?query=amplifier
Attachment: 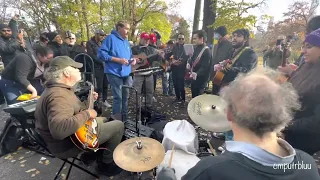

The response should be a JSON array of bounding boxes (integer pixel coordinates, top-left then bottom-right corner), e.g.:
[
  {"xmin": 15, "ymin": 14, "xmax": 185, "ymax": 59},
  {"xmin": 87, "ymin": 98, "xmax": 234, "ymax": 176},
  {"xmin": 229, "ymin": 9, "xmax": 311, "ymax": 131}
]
[{"xmin": 124, "ymin": 120, "xmax": 154, "ymax": 139}]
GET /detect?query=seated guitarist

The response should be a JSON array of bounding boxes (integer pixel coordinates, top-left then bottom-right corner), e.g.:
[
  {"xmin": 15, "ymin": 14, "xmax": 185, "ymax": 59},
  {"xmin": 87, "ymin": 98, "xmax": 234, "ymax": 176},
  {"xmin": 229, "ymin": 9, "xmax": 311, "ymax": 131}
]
[
  {"xmin": 34, "ymin": 56, "xmax": 124, "ymax": 177},
  {"xmin": 212, "ymin": 29, "xmax": 257, "ymax": 151},
  {"xmin": 131, "ymin": 32, "xmax": 164, "ymax": 109}
]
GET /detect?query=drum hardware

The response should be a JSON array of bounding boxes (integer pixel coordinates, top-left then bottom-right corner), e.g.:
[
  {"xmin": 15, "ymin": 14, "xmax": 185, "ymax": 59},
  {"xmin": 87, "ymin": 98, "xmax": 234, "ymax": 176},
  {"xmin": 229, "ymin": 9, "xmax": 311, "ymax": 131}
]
[
  {"xmin": 187, "ymin": 94, "xmax": 231, "ymax": 132},
  {"xmin": 113, "ymin": 137, "xmax": 165, "ymax": 179}
]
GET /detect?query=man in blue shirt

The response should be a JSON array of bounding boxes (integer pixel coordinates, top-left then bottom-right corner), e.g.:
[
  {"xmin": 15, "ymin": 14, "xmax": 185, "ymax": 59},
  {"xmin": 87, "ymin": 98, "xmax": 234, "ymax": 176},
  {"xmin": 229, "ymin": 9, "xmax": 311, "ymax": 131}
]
[{"xmin": 98, "ymin": 21, "xmax": 136, "ymax": 118}]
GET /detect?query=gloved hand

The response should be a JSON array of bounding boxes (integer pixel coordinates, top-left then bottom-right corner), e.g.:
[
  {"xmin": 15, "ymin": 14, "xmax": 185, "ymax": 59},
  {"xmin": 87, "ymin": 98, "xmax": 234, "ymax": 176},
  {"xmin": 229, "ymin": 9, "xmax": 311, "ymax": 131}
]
[{"xmin": 157, "ymin": 167, "xmax": 177, "ymax": 180}]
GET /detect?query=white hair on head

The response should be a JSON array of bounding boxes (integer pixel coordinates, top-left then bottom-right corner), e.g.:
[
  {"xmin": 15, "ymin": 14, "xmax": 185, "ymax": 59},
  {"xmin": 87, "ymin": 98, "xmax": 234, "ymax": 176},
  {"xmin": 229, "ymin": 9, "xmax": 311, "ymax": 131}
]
[
  {"xmin": 220, "ymin": 68, "xmax": 301, "ymax": 137},
  {"xmin": 44, "ymin": 66, "xmax": 74, "ymax": 83}
]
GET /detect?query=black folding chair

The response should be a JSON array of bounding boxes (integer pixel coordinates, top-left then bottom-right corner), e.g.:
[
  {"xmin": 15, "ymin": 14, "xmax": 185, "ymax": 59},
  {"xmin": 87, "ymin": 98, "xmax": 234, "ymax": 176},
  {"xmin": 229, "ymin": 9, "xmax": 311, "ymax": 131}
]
[{"xmin": 25, "ymin": 128, "xmax": 99, "ymax": 180}]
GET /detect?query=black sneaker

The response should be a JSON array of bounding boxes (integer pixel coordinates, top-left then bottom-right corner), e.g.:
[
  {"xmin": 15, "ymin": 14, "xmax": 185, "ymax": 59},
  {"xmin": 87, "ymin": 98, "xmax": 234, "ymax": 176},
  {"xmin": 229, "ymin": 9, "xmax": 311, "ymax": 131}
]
[
  {"xmin": 96, "ymin": 161, "xmax": 123, "ymax": 177},
  {"xmin": 172, "ymin": 99, "xmax": 181, "ymax": 104},
  {"xmin": 79, "ymin": 152, "xmax": 97, "ymax": 166}
]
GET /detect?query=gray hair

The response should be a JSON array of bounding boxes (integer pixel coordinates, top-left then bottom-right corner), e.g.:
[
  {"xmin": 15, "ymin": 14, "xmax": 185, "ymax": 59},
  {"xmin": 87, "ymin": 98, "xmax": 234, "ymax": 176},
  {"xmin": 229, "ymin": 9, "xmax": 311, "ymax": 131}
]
[
  {"xmin": 44, "ymin": 66, "xmax": 71, "ymax": 82},
  {"xmin": 220, "ymin": 68, "xmax": 301, "ymax": 137}
]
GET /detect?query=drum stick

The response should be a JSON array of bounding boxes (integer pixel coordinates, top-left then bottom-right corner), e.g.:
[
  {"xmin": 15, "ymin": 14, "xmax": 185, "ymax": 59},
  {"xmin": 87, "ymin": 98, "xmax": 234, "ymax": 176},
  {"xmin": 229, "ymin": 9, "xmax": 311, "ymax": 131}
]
[
  {"xmin": 207, "ymin": 140, "xmax": 217, "ymax": 156},
  {"xmin": 168, "ymin": 144, "xmax": 175, "ymax": 168}
]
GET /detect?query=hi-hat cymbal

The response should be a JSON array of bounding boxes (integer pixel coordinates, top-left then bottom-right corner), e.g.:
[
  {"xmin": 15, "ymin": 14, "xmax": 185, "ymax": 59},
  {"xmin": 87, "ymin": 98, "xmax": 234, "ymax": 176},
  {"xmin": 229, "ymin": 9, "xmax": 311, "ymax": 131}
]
[
  {"xmin": 187, "ymin": 94, "xmax": 231, "ymax": 132},
  {"xmin": 113, "ymin": 137, "xmax": 165, "ymax": 172}
]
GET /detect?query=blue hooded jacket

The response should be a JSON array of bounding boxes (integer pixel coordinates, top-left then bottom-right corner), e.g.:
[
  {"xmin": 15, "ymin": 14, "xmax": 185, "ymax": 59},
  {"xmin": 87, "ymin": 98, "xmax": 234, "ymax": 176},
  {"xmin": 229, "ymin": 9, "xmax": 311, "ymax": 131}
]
[{"xmin": 97, "ymin": 30, "xmax": 132, "ymax": 77}]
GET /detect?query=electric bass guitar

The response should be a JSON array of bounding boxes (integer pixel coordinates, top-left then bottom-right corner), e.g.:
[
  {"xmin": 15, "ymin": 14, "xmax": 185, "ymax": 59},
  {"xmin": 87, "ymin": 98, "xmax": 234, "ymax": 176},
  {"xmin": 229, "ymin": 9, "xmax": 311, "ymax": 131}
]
[{"xmin": 70, "ymin": 81, "xmax": 99, "ymax": 151}]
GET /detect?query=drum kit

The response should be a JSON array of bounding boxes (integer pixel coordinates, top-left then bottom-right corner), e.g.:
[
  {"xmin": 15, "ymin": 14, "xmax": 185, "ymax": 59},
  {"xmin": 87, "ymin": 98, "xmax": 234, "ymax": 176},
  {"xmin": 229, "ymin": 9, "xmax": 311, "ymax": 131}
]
[{"xmin": 112, "ymin": 94, "xmax": 230, "ymax": 179}]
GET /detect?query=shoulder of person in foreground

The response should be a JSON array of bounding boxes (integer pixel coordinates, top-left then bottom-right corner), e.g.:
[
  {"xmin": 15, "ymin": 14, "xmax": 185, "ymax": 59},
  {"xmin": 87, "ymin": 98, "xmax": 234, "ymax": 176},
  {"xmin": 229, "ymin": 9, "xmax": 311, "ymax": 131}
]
[
  {"xmin": 292, "ymin": 149, "xmax": 320, "ymax": 178},
  {"xmin": 181, "ymin": 152, "xmax": 236, "ymax": 180}
]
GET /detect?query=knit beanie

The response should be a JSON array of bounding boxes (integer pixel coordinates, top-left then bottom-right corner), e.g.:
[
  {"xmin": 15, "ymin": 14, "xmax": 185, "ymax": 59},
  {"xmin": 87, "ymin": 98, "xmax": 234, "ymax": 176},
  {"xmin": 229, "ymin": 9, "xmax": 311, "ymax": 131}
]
[
  {"xmin": 215, "ymin": 26, "xmax": 227, "ymax": 37},
  {"xmin": 47, "ymin": 32, "xmax": 58, "ymax": 42},
  {"xmin": 304, "ymin": 28, "xmax": 320, "ymax": 47}
]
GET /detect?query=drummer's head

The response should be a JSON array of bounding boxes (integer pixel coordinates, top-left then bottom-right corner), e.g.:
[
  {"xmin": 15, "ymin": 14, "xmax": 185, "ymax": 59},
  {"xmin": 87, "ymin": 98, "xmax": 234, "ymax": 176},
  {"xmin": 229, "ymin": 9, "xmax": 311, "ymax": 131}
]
[
  {"xmin": 220, "ymin": 68, "xmax": 300, "ymax": 139},
  {"xmin": 44, "ymin": 56, "xmax": 83, "ymax": 86}
]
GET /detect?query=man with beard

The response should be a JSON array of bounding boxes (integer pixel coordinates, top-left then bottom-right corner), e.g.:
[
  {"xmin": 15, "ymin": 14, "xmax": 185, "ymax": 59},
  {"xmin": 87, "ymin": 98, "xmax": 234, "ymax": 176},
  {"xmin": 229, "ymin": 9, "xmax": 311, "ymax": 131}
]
[
  {"xmin": 87, "ymin": 29, "xmax": 111, "ymax": 107},
  {"xmin": 0, "ymin": 15, "xmax": 26, "ymax": 67},
  {"xmin": 98, "ymin": 21, "xmax": 137, "ymax": 119},
  {"xmin": 171, "ymin": 33, "xmax": 188, "ymax": 105},
  {"xmin": 187, "ymin": 30, "xmax": 211, "ymax": 98},
  {"xmin": 212, "ymin": 28, "xmax": 257, "ymax": 151},
  {"xmin": 132, "ymin": 32, "xmax": 164, "ymax": 109}
]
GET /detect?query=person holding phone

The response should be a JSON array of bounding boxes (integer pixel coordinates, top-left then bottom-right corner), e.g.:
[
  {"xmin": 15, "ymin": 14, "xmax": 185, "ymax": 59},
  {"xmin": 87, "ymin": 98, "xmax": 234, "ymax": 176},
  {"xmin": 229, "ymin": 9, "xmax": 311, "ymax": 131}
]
[
  {"xmin": 264, "ymin": 36, "xmax": 291, "ymax": 69},
  {"xmin": 0, "ymin": 14, "xmax": 26, "ymax": 67}
]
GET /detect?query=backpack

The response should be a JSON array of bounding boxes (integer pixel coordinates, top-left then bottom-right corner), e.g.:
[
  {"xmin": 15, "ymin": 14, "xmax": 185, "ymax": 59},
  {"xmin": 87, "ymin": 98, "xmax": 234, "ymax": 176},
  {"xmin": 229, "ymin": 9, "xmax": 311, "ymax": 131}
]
[{"xmin": 0, "ymin": 117, "xmax": 25, "ymax": 157}]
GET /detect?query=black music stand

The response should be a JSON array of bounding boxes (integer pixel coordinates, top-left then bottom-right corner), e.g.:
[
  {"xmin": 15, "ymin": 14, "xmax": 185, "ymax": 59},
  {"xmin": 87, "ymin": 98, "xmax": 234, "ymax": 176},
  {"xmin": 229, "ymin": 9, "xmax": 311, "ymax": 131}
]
[
  {"xmin": 121, "ymin": 85, "xmax": 140, "ymax": 136},
  {"xmin": 131, "ymin": 67, "xmax": 162, "ymax": 125}
]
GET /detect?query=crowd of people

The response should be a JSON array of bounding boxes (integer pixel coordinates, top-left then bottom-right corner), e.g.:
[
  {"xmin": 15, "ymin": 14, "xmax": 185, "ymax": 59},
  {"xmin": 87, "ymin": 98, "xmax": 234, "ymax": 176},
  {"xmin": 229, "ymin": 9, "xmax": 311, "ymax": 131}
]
[{"xmin": 0, "ymin": 13, "xmax": 320, "ymax": 179}]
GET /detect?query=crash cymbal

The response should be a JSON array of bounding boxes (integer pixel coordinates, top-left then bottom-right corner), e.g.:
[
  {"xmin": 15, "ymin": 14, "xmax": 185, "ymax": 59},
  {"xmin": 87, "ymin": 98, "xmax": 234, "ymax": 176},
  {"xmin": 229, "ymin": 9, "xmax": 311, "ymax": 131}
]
[
  {"xmin": 187, "ymin": 94, "xmax": 231, "ymax": 132},
  {"xmin": 113, "ymin": 137, "xmax": 165, "ymax": 172}
]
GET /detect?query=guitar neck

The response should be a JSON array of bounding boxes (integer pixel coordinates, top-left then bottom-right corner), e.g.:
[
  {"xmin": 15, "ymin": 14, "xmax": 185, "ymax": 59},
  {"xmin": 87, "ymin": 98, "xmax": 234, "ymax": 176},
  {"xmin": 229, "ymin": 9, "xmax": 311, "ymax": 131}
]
[{"xmin": 88, "ymin": 84, "xmax": 94, "ymax": 109}]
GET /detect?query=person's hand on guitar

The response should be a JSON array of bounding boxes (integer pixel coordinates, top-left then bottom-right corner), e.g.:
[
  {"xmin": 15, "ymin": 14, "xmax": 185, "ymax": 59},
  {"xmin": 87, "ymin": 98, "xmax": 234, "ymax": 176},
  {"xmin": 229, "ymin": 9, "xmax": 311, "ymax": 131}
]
[
  {"xmin": 93, "ymin": 92, "xmax": 98, "ymax": 101},
  {"xmin": 129, "ymin": 58, "xmax": 137, "ymax": 66},
  {"xmin": 87, "ymin": 109, "xmax": 97, "ymax": 119},
  {"xmin": 277, "ymin": 64, "xmax": 297, "ymax": 76}
]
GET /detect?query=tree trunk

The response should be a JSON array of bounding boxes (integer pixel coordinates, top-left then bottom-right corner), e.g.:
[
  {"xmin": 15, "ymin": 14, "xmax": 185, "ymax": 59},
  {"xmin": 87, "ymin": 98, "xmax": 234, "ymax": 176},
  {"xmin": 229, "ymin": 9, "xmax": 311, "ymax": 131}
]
[
  {"xmin": 193, "ymin": 0, "xmax": 202, "ymax": 32},
  {"xmin": 80, "ymin": 0, "xmax": 90, "ymax": 40},
  {"xmin": 99, "ymin": 0, "xmax": 103, "ymax": 27},
  {"xmin": 202, "ymin": 0, "xmax": 217, "ymax": 45}
]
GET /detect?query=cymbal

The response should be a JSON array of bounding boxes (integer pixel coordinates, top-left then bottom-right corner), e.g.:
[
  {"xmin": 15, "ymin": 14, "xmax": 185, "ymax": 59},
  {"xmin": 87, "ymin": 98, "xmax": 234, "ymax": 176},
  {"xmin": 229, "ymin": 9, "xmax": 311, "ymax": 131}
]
[
  {"xmin": 187, "ymin": 94, "xmax": 231, "ymax": 132},
  {"xmin": 113, "ymin": 137, "xmax": 165, "ymax": 172}
]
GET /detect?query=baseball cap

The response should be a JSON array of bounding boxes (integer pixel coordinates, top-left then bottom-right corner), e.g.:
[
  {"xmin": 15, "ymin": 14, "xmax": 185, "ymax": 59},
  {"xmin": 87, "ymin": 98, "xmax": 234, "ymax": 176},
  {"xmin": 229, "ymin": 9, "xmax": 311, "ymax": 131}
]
[
  {"xmin": 48, "ymin": 56, "xmax": 83, "ymax": 71},
  {"xmin": 140, "ymin": 32, "xmax": 150, "ymax": 39},
  {"xmin": 95, "ymin": 29, "xmax": 106, "ymax": 35}
]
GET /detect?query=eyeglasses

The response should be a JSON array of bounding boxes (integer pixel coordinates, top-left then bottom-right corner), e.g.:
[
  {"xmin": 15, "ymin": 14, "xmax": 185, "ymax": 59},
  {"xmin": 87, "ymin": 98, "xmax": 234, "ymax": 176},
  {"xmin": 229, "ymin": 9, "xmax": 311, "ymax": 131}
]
[
  {"xmin": 69, "ymin": 38, "xmax": 75, "ymax": 40},
  {"xmin": 178, "ymin": 38, "xmax": 184, "ymax": 40},
  {"xmin": 303, "ymin": 43, "xmax": 314, "ymax": 49},
  {"xmin": 2, "ymin": 29, "xmax": 11, "ymax": 32}
]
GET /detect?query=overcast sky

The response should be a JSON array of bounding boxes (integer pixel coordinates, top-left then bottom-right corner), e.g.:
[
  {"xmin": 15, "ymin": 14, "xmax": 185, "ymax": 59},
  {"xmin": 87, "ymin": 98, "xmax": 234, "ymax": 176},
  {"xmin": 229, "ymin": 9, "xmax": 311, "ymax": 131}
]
[{"xmin": 167, "ymin": 0, "xmax": 318, "ymax": 27}]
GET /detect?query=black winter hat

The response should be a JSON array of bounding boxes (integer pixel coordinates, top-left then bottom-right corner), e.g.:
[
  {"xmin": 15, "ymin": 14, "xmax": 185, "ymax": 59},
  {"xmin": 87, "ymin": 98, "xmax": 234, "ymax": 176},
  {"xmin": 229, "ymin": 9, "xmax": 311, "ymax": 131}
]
[
  {"xmin": 47, "ymin": 32, "xmax": 58, "ymax": 42},
  {"xmin": 215, "ymin": 26, "xmax": 227, "ymax": 37}
]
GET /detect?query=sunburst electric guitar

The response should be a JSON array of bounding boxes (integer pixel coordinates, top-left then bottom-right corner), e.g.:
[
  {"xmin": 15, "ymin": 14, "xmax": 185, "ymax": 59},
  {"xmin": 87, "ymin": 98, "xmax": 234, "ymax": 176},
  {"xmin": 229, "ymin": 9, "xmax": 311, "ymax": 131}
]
[{"xmin": 70, "ymin": 81, "xmax": 99, "ymax": 151}]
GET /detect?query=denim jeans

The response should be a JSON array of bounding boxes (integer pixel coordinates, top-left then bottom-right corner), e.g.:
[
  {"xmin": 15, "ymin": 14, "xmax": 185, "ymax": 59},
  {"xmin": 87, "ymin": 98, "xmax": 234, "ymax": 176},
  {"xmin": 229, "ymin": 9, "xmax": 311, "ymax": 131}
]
[
  {"xmin": 162, "ymin": 72, "xmax": 174, "ymax": 95},
  {"xmin": 224, "ymin": 130, "xmax": 234, "ymax": 141},
  {"xmin": 162, "ymin": 72, "xmax": 169, "ymax": 95},
  {"xmin": 106, "ymin": 74, "xmax": 131, "ymax": 119},
  {"xmin": 168, "ymin": 72, "xmax": 174, "ymax": 95},
  {"xmin": 0, "ymin": 78, "xmax": 43, "ymax": 105}
]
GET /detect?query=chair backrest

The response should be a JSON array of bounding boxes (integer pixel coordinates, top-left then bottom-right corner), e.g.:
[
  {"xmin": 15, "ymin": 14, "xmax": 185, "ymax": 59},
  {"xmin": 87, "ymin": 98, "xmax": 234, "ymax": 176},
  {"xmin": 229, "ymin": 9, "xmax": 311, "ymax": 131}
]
[{"xmin": 74, "ymin": 53, "xmax": 96, "ymax": 88}]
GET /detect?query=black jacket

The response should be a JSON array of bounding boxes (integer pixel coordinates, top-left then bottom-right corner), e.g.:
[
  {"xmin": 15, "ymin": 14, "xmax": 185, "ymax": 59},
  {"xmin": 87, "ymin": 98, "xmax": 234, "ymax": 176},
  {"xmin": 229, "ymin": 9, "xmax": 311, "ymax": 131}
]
[
  {"xmin": 171, "ymin": 43, "xmax": 188, "ymax": 72},
  {"xmin": 87, "ymin": 37, "xmax": 103, "ymax": 69},
  {"xmin": 2, "ymin": 52, "xmax": 37, "ymax": 88},
  {"xmin": 222, "ymin": 47, "xmax": 257, "ymax": 84},
  {"xmin": 182, "ymin": 150, "xmax": 319, "ymax": 180},
  {"xmin": 47, "ymin": 42, "xmax": 69, "ymax": 58},
  {"xmin": 189, "ymin": 44, "xmax": 211, "ymax": 79},
  {"xmin": 284, "ymin": 62, "xmax": 320, "ymax": 155},
  {"xmin": 0, "ymin": 19, "xmax": 24, "ymax": 67}
]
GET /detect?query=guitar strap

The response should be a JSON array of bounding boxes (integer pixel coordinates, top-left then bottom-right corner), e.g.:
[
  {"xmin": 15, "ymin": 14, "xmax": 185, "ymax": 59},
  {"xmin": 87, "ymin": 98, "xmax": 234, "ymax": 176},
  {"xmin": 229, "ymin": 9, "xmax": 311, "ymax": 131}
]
[
  {"xmin": 225, "ymin": 47, "xmax": 251, "ymax": 69},
  {"xmin": 191, "ymin": 46, "xmax": 209, "ymax": 72}
]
